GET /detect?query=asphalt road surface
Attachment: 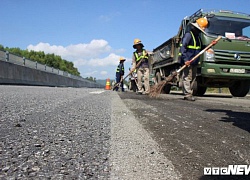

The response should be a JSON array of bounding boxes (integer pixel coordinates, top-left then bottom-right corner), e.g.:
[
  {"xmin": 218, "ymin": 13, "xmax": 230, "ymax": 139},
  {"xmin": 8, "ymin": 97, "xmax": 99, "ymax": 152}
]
[
  {"xmin": 0, "ymin": 85, "xmax": 249, "ymax": 180},
  {"xmin": 0, "ymin": 86, "xmax": 111, "ymax": 179},
  {"xmin": 119, "ymin": 91, "xmax": 250, "ymax": 180},
  {"xmin": 0, "ymin": 86, "xmax": 180, "ymax": 180}
]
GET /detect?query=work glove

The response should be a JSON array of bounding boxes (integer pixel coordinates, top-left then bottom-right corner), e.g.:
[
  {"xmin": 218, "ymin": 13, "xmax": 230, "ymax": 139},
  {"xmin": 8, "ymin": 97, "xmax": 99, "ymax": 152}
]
[
  {"xmin": 211, "ymin": 40, "xmax": 217, "ymax": 45},
  {"xmin": 185, "ymin": 60, "xmax": 191, "ymax": 66},
  {"xmin": 130, "ymin": 68, "xmax": 136, "ymax": 73}
]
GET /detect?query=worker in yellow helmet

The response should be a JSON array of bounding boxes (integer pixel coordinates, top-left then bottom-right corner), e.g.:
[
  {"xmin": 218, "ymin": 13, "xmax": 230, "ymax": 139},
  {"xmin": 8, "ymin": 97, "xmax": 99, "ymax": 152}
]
[
  {"xmin": 115, "ymin": 57, "xmax": 126, "ymax": 92},
  {"xmin": 180, "ymin": 17, "xmax": 210, "ymax": 101},
  {"xmin": 131, "ymin": 38, "xmax": 150, "ymax": 95}
]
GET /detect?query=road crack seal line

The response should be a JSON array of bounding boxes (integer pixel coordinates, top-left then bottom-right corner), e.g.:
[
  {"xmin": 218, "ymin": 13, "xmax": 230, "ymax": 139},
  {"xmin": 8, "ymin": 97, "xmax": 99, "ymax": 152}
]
[{"xmin": 110, "ymin": 92, "xmax": 181, "ymax": 180}]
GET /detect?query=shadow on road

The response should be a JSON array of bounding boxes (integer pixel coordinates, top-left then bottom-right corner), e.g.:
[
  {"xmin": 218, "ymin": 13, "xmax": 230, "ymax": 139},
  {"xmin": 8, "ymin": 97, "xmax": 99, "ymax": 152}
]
[
  {"xmin": 202, "ymin": 94, "xmax": 232, "ymax": 98},
  {"xmin": 206, "ymin": 109, "xmax": 250, "ymax": 133}
]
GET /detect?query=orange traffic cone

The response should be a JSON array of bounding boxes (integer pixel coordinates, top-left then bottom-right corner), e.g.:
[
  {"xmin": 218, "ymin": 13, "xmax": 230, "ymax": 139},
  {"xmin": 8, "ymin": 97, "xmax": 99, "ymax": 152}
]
[{"xmin": 105, "ymin": 78, "xmax": 111, "ymax": 90}]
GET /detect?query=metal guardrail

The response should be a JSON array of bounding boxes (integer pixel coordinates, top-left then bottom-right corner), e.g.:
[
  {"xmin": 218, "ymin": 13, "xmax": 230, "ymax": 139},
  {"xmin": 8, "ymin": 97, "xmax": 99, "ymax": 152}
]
[{"xmin": 0, "ymin": 50, "xmax": 88, "ymax": 82}]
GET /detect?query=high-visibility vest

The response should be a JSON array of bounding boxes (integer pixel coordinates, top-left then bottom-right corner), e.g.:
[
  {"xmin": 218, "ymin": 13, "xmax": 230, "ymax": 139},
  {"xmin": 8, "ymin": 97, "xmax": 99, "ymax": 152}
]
[
  {"xmin": 134, "ymin": 50, "xmax": 148, "ymax": 64},
  {"xmin": 179, "ymin": 31, "xmax": 201, "ymax": 56},
  {"xmin": 116, "ymin": 64, "xmax": 124, "ymax": 73}
]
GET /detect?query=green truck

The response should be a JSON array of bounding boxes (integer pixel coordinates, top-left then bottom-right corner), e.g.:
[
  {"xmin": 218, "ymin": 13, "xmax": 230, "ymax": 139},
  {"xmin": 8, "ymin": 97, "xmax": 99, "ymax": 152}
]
[{"xmin": 152, "ymin": 9, "xmax": 250, "ymax": 97}]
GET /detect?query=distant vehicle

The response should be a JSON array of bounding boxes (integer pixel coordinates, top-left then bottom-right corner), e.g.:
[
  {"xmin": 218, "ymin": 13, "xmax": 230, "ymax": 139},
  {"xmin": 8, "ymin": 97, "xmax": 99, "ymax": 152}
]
[{"xmin": 152, "ymin": 9, "xmax": 250, "ymax": 97}]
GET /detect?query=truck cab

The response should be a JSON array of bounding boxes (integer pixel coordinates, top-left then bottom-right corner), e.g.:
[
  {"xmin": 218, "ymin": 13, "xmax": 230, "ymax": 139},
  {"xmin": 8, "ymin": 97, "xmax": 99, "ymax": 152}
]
[{"xmin": 152, "ymin": 9, "xmax": 250, "ymax": 97}]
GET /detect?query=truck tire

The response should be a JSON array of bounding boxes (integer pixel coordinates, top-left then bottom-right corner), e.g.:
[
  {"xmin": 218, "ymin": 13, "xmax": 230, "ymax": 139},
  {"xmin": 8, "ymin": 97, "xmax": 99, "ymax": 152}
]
[
  {"xmin": 194, "ymin": 86, "xmax": 207, "ymax": 96},
  {"xmin": 192, "ymin": 79, "xmax": 207, "ymax": 96},
  {"xmin": 162, "ymin": 68, "xmax": 173, "ymax": 94},
  {"xmin": 229, "ymin": 80, "xmax": 250, "ymax": 97},
  {"xmin": 163, "ymin": 84, "xmax": 171, "ymax": 94}
]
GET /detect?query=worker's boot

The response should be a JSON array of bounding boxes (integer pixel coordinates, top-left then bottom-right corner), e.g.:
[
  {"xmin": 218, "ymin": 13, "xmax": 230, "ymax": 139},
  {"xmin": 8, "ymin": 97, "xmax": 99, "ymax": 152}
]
[
  {"xmin": 183, "ymin": 95, "xmax": 195, "ymax": 101},
  {"xmin": 136, "ymin": 89, "xmax": 143, "ymax": 95}
]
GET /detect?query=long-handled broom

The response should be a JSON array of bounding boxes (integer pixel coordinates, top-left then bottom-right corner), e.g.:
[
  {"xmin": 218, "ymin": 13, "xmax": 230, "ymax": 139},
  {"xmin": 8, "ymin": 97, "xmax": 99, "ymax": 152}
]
[
  {"xmin": 130, "ymin": 71, "xmax": 139, "ymax": 92},
  {"xmin": 149, "ymin": 36, "xmax": 222, "ymax": 97},
  {"xmin": 112, "ymin": 58, "xmax": 143, "ymax": 91}
]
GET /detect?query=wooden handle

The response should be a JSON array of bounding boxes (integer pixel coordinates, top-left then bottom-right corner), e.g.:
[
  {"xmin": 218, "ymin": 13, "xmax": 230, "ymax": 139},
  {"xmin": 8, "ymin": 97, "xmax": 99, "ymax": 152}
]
[
  {"xmin": 176, "ymin": 36, "xmax": 222, "ymax": 73},
  {"xmin": 113, "ymin": 58, "xmax": 144, "ymax": 89}
]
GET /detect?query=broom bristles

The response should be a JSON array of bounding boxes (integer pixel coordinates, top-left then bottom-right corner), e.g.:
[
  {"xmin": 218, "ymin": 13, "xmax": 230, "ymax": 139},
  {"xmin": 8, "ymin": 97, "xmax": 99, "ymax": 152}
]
[
  {"xmin": 149, "ymin": 80, "xmax": 167, "ymax": 97},
  {"xmin": 149, "ymin": 73, "xmax": 176, "ymax": 98}
]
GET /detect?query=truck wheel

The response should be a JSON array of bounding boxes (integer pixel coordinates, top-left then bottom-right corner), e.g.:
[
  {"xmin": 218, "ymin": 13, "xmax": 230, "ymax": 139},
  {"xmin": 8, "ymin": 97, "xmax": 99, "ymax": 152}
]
[
  {"xmin": 229, "ymin": 80, "xmax": 250, "ymax": 97},
  {"xmin": 163, "ymin": 84, "xmax": 171, "ymax": 94},
  {"xmin": 194, "ymin": 86, "xmax": 207, "ymax": 96},
  {"xmin": 192, "ymin": 77, "xmax": 207, "ymax": 96},
  {"xmin": 155, "ymin": 72, "xmax": 161, "ymax": 84}
]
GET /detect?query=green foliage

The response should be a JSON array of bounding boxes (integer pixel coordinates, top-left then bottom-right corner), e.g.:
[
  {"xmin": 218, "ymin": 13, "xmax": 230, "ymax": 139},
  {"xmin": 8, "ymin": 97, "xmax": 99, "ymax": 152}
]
[
  {"xmin": 85, "ymin": 76, "xmax": 96, "ymax": 82},
  {"xmin": 0, "ymin": 44, "xmax": 5, "ymax": 51},
  {"xmin": 1, "ymin": 44, "xmax": 80, "ymax": 76},
  {"xmin": 207, "ymin": 88, "xmax": 230, "ymax": 94}
]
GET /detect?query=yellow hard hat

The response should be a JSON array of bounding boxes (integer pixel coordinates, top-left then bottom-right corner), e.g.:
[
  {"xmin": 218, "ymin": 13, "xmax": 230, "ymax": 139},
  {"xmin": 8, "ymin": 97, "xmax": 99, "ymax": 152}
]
[
  {"xmin": 119, "ymin": 57, "xmax": 126, "ymax": 61},
  {"xmin": 191, "ymin": 17, "xmax": 208, "ymax": 33},
  {"xmin": 133, "ymin": 38, "xmax": 144, "ymax": 49},
  {"xmin": 196, "ymin": 18, "xmax": 208, "ymax": 30}
]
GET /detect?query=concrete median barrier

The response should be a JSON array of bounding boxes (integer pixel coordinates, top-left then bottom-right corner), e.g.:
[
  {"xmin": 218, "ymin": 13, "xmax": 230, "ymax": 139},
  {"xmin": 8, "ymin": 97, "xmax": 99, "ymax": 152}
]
[{"xmin": 0, "ymin": 60, "xmax": 102, "ymax": 88}]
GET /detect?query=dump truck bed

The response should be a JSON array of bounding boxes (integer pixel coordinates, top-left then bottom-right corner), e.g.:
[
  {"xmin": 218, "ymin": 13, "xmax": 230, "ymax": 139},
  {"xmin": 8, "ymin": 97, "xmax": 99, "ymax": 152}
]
[{"xmin": 152, "ymin": 37, "xmax": 180, "ymax": 70}]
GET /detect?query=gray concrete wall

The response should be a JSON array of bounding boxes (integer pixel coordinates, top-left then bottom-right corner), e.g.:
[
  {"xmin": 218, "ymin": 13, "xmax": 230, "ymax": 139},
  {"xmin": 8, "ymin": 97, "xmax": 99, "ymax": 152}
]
[{"xmin": 0, "ymin": 60, "xmax": 103, "ymax": 88}]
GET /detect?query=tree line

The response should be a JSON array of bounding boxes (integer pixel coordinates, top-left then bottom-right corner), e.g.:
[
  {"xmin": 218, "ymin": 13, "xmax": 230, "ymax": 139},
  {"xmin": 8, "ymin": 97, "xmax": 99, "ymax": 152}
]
[{"xmin": 0, "ymin": 44, "xmax": 80, "ymax": 76}]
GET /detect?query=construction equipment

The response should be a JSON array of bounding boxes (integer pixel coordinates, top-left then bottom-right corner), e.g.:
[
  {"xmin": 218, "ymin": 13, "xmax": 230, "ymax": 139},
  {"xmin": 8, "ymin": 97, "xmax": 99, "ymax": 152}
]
[
  {"xmin": 151, "ymin": 9, "xmax": 250, "ymax": 97},
  {"xmin": 150, "ymin": 36, "xmax": 222, "ymax": 97}
]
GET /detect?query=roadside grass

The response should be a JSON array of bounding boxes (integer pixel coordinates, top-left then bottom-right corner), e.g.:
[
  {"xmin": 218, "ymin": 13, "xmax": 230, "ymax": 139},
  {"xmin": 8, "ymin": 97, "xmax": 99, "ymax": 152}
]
[
  {"xmin": 171, "ymin": 87, "xmax": 231, "ymax": 94},
  {"xmin": 206, "ymin": 88, "xmax": 230, "ymax": 94}
]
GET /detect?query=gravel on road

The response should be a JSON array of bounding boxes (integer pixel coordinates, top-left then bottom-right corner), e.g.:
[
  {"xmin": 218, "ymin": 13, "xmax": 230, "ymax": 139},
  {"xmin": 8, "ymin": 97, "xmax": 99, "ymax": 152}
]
[
  {"xmin": 0, "ymin": 86, "xmax": 110, "ymax": 179},
  {"xmin": 0, "ymin": 86, "xmax": 180, "ymax": 179}
]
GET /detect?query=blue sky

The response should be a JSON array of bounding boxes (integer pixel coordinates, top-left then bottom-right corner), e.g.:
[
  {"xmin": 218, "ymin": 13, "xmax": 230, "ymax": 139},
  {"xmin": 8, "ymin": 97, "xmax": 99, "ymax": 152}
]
[{"xmin": 1, "ymin": 0, "xmax": 250, "ymax": 80}]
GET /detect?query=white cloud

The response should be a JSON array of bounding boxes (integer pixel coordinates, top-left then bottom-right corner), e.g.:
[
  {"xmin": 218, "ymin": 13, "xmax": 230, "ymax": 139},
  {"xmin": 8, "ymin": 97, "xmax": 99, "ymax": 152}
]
[
  {"xmin": 83, "ymin": 71, "xmax": 98, "ymax": 77},
  {"xmin": 100, "ymin": 71, "xmax": 108, "ymax": 75},
  {"xmin": 73, "ymin": 53, "xmax": 120, "ymax": 67},
  {"xmin": 99, "ymin": 15, "xmax": 111, "ymax": 22},
  {"xmin": 88, "ymin": 53, "xmax": 120, "ymax": 66},
  {"xmin": 98, "ymin": 12, "xmax": 121, "ymax": 22},
  {"xmin": 27, "ymin": 39, "xmax": 112, "ymax": 59},
  {"xmin": 27, "ymin": 39, "xmax": 130, "ymax": 79}
]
